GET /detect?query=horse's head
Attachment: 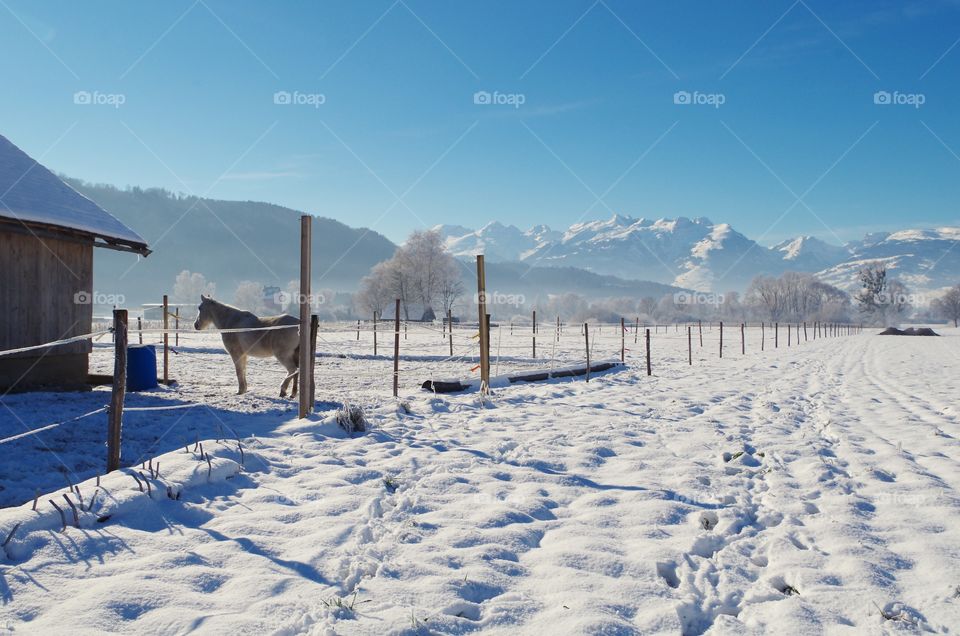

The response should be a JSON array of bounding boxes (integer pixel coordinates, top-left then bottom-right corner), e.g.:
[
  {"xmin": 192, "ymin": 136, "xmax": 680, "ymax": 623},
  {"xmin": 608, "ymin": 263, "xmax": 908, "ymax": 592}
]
[{"xmin": 195, "ymin": 295, "xmax": 214, "ymax": 330}]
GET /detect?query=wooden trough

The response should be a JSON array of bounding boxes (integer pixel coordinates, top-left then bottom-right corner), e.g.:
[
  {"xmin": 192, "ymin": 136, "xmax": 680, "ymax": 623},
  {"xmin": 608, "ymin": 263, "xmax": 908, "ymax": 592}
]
[{"xmin": 421, "ymin": 360, "xmax": 625, "ymax": 394}]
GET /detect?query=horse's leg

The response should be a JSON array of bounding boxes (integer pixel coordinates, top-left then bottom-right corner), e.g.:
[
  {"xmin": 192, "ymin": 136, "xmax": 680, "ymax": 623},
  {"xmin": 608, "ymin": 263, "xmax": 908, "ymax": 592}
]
[
  {"xmin": 279, "ymin": 355, "xmax": 297, "ymax": 398},
  {"xmin": 290, "ymin": 347, "xmax": 300, "ymax": 398},
  {"xmin": 233, "ymin": 354, "xmax": 248, "ymax": 395}
]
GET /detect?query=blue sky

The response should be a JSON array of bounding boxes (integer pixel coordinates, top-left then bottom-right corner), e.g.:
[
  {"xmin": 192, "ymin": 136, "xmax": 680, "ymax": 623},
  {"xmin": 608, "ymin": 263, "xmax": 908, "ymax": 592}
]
[{"xmin": 1, "ymin": 0, "xmax": 959, "ymax": 245}]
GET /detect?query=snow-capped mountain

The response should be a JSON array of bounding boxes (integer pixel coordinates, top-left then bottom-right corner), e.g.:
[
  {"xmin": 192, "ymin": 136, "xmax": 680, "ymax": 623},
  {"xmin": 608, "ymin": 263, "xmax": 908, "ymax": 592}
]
[
  {"xmin": 816, "ymin": 227, "xmax": 960, "ymax": 294},
  {"xmin": 774, "ymin": 236, "xmax": 851, "ymax": 272},
  {"xmin": 437, "ymin": 215, "xmax": 794, "ymax": 291},
  {"xmin": 436, "ymin": 215, "xmax": 960, "ymax": 294},
  {"xmin": 437, "ymin": 221, "xmax": 559, "ymax": 263}
]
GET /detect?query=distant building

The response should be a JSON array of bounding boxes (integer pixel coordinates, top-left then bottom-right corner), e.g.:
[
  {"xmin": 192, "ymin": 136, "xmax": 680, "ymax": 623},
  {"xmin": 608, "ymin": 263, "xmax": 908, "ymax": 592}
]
[{"xmin": 0, "ymin": 134, "xmax": 150, "ymax": 391}]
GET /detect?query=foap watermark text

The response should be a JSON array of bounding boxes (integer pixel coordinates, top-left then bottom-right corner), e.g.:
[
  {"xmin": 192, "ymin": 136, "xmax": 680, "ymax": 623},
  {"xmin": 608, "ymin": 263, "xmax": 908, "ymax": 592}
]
[
  {"xmin": 674, "ymin": 91, "xmax": 725, "ymax": 108},
  {"xmin": 873, "ymin": 91, "xmax": 925, "ymax": 108},
  {"xmin": 473, "ymin": 90, "xmax": 525, "ymax": 108},
  {"xmin": 274, "ymin": 91, "xmax": 326, "ymax": 108},
  {"xmin": 73, "ymin": 91, "xmax": 125, "ymax": 108}
]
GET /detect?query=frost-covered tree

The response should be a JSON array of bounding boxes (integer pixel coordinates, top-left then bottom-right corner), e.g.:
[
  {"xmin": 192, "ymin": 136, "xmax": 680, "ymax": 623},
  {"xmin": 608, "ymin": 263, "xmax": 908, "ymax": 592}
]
[
  {"xmin": 355, "ymin": 262, "xmax": 392, "ymax": 319},
  {"xmin": 855, "ymin": 264, "xmax": 887, "ymax": 319},
  {"xmin": 882, "ymin": 280, "xmax": 911, "ymax": 321},
  {"xmin": 931, "ymin": 285, "xmax": 960, "ymax": 327},
  {"xmin": 746, "ymin": 275, "xmax": 788, "ymax": 320},
  {"xmin": 233, "ymin": 281, "xmax": 266, "ymax": 313},
  {"xmin": 172, "ymin": 270, "xmax": 215, "ymax": 304},
  {"xmin": 358, "ymin": 230, "xmax": 462, "ymax": 320},
  {"xmin": 437, "ymin": 261, "xmax": 465, "ymax": 318},
  {"xmin": 638, "ymin": 296, "xmax": 657, "ymax": 320},
  {"xmin": 855, "ymin": 264, "xmax": 913, "ymax": 325}
]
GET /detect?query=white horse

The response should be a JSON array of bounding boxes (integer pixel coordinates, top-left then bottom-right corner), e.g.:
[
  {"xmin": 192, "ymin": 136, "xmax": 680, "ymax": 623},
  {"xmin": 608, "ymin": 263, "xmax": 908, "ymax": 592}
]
[{"xmin": 194, "ymin": 295, "xmax": 301, "ymax": 396}]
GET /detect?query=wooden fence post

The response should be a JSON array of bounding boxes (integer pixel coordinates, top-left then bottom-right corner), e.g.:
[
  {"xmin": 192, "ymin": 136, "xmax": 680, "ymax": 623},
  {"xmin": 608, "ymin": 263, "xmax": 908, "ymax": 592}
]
[
  {"xmin": 137, "ymin": 316, "xmax": 143, "ymax": 345},
  {"xmin": 175, "ymin": 307, "xmax": 180, "ymax": 347},
  {"xmin": 775, "ymin": 322, "xmax": 779, "ymax": 348},
  {"xmin": 698, "ymin": 320, "xmax": 703, "ymax": 347},
  {"xmin": 584, "ymin": 323, "xmax": 591, "ymax": 382},
  {"xmin": 803, "ymin": 321, "xmax": 808, "ymax": 341},
  {"xmin": 298, "ymin": 214, "xmax": 312, "ymax": 419},
  {"xmin": 719, "ymin": 321, "xmax": 723, "ymax": 358},
  {"xmin": 476, "ymin": 256, "xmax": 490, "ymax": 393},
  {"xmin": 107, "ymin": 309, "xmax": 127, "ymax": 473},
  {"xmin": 448, "ymin": 309, "xmax": 453, "ymax": 357},
  {"xmin": 761, "ymin": 322, "xmax": 765, "ymax": 351},
  {"xmin": 162, "ymin": 294, "xmax": 169, "ymax": 384},
  {"xmin": 634, "ymin": 317, "xmax": 639, "ymax": 344},
  {"xmin": 357, "ymin": 319, "xmax": 360, "ymax": 341},
  {"xmin": 645, "ymin": 328, "xmax": 651, "ymax": 376},
  {"xmin": 532, "ymin": 309, "xmax": 537, "ymax": 359},
  {"xmin": 393, "ymin": 299, "xmax": 401, "ymax": 398},
  {"xmin": 788, "ymin": 323, "xmax": 792, "ymax": 347},
  {"xmin": 620, "ymin": 317, "xmax": 625, "ymax": 362},
  {"xmin": 310, "ymin": 315, "xmax": 319, "ymax": 409},
  {"xmin": 741, "ymin": 323, "xmax": 745, "ymax": 355},
  {"xmin": 373, "ymin": 312, "xmax": 378, "ymax": 356},
  {"xmin": 688, "ymin": 325, "xmax": 692, "ymax": 365},
  {"xmin": 486, "ymin": 313, "xmax": 491, "ymax": 372}
]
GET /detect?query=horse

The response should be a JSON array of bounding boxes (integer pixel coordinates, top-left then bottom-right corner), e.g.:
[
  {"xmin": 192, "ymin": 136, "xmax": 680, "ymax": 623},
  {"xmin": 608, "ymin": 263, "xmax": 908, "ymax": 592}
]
[{"xmin": 194, "ymin": 295, "xmax": 301, "ymax": 396}]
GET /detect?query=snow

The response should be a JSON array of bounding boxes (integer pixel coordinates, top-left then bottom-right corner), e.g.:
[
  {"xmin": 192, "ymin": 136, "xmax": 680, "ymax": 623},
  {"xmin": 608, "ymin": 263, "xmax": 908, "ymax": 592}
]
[
  {"xmin": 2, "ymin": 324, "xmax": 960, "ymax": 634},
  {"xmin": 773, "ymin": 236, "xmax": 849, "ymax": 270},
  {"xmin": 0, "ymin": 134, "xmax": 147, "ymax": 249}
]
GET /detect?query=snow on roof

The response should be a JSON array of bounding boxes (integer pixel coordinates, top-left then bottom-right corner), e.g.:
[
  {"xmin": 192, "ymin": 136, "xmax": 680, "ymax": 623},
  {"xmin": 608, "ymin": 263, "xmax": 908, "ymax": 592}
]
[{"xmin": 0, "ymin": 134, "xmax": 148, "ymax": 254}]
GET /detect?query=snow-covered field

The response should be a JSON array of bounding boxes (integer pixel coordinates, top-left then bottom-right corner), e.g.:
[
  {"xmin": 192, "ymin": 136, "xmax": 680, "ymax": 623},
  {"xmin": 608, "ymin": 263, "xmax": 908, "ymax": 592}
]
[{"xmin": 1, "ymin": 323, "xmax": 959, "ymax": 634}]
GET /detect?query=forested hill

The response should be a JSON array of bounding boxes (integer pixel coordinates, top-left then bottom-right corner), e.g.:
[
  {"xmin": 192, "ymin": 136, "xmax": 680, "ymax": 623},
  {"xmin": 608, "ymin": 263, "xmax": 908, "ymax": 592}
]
[{"xmin": 68, "ymin": 179, "xmax": 397, "ymax": 305}]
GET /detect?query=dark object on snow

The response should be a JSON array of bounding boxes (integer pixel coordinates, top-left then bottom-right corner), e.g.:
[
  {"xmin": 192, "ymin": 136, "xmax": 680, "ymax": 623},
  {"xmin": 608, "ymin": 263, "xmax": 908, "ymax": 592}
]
[
  {"xmin": 421, "ymin": 361, "xmax": 624, "ymax": 393},
  {"xmin": 878, "ymin": 327, "xmax": 940, "ymax": 336}
]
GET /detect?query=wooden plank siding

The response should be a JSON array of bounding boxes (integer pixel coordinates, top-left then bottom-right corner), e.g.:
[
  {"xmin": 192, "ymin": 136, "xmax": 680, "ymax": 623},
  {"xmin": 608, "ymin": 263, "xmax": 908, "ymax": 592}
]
[{"xmin": 0, "ymin": 229, "xmax": 93, "ymax": 389}]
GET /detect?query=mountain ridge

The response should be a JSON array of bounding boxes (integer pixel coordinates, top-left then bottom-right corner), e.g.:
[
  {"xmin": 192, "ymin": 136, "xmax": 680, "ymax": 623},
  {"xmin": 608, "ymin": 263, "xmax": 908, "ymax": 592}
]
[{"xmin": 435, "ymin": 215, "xmax": 960, "ymax": 294}]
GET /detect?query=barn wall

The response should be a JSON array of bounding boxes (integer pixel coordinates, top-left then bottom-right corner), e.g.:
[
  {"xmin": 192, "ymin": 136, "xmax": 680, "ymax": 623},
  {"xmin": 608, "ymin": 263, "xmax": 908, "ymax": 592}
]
[{"xmin": 0, "ymin": 229, "xmax": 93, "ymax": 389}]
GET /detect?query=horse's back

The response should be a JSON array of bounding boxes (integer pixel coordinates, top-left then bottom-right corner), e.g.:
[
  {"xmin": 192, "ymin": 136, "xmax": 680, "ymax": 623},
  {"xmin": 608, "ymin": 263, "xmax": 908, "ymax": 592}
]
[{"xmin": 261, "ymin": 314, "xmax": 299, "ymax": 327}]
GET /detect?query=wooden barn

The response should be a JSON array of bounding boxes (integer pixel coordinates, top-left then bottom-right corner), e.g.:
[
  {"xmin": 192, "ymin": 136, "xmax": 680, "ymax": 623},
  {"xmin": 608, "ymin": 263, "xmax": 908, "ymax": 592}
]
[{"xmin": 0, "ymin": 134, "xmax": 150, "ymax": 391}]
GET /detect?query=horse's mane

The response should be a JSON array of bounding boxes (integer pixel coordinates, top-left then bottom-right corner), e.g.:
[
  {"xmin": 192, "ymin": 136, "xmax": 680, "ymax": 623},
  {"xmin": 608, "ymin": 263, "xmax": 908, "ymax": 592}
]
[{"xmin": 204, "ymin": 297, "xmax": 257, "ymax": 317}]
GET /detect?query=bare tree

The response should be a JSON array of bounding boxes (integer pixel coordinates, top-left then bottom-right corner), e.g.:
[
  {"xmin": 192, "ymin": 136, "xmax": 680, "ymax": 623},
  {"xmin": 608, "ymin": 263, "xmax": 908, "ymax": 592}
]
[
  {"xmin": 437, "ymin": 263, "xmax": 465, "ymax": 317},
  {"xmin": 355, "ymin": 262, "xmax": 393, "ymax": 319},
  {"xmin": 746, "ymin": 276, "xmax": 787, "ymax": 320},
  {"xmin": 883, "ymin": 279, "xmax": 911, "ymax": 321},
  {"xmin": 932, "ymin": 285, "xmax": 960, "ymax": 327},
  {"xmin": 746, "ymin": 272, "xmax": 850, "ymax": 322}
]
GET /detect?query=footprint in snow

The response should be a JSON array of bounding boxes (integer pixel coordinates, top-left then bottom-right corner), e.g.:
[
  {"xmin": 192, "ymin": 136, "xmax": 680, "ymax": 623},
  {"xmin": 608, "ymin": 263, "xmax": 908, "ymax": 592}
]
[
  {"xmin": 698, "ymin": 511, "xmax": 719, "ymax": 530},
  {"xmin": 656, "ymin": 561, "xmax": 681, "ymax": 588}
]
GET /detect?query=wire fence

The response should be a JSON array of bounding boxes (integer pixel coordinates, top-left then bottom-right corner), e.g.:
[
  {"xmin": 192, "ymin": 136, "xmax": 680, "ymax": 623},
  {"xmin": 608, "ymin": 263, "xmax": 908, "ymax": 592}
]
[
  {"xmin": 0, "ymin": 313, "xmax": 864, "ymax": 511},
  {"xmin": 1, "ymin": 317, "xmax": 862, "ymax": 448}
]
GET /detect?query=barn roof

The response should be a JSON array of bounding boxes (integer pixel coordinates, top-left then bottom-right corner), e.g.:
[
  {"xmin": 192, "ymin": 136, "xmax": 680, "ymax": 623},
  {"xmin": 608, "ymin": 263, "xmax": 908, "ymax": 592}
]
[{"xmin": 0, "ymin": 134, "xmax": 149, "ymax": 255}]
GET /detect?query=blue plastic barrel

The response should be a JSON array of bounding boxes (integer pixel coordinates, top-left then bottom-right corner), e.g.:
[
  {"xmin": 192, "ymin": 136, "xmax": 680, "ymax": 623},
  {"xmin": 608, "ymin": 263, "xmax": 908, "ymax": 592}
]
[{"xmin": 127, "ymin": 344, "xmax": 158, "ymax": 391}]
